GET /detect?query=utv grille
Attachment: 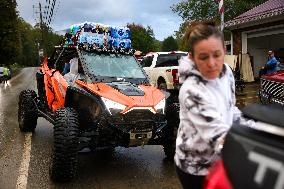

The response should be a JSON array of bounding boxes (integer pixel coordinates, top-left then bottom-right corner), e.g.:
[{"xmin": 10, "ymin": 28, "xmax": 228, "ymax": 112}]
[
  {"xmin": 124, "ymin": 109, "xmax": 155, "ymax": 119},
  {"xmin": 109, "ymin": 109, "xmax": 161, "ymax": 133},
  {"xmin": 261, "ymin": 78, "xmax": 284, "ymax": 98}
]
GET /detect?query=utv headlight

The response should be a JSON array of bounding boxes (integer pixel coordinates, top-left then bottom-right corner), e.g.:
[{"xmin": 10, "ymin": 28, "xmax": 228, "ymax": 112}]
[
  {"xmin": 154, "ymin": 98, "xmax": 166, "ymax": 114},
  {"xmin": 101, "ymin": 97, "xmax": 126, "ymax": 115}
]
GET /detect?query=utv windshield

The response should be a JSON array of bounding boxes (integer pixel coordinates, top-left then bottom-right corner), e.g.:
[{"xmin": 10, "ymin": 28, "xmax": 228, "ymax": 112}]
[{"xmin": 80, "ymin": 51, "xmax": 147, "ymax": 82}]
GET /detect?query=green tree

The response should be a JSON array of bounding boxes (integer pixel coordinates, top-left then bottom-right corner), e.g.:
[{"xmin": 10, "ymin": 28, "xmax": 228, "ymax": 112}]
[
  {"xmin": 127, "ymin": 23, "xmax": 158, "ymax": 54},
  {"xmin": 172, "ymin": 0, "xmax": 267, "ymax": 23},
  {"xmin": 17, "ymin": 18, "xmax": 38, "ymax": 66},
  {"xmin": 154, "ymin": 39, "xmax": 162, "ymax": 52},
  {"xmin": 0, "ymin": 0, "xmax": 21, "ymax": 66},
  {"xmin": 161, "ymin": 36, "xmax": 178, "ymax": 51},
  {"xmin": 172, "ymin": 0, "xmax": 267, "ymax": 50},
  {"xmin": 16, "ymin": 20, "xmax": 62, "ymax": 67},
  {"xmin": 33, "ymin": 23, "xmax": 62, "ymax": 57},
  {"xmin": 0, "ymin": 0, "xmax": 61, "ymax": 67}
]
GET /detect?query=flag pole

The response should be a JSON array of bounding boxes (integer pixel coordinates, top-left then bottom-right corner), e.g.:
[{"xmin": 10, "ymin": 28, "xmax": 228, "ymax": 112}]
[
  {"xmin": 218, "ymin": 0, "xmax": 224, "ymax": 31},
  {"xmin": 221, "ymin": 11, "xmax": 224, "ymax": 31}
]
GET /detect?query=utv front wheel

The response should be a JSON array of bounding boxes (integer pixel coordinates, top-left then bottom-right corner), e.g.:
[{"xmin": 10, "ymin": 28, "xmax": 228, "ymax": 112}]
[
  {"xmin": 51, "ymin": 108, "xmax": 79, "ymax": 182},
  {"xmin": 18, "ymin": 90, "xmax": 38, "ymax": 132},
  {"xmin": 163, "ymin": 103, "xmax": 179, "ymax": 160}
]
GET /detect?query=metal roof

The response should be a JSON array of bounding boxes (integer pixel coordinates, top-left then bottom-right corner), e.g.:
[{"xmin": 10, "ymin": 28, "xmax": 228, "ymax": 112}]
[{"xmin": 225, "ymin": 0, "xmax": 284, "ymax": 29}]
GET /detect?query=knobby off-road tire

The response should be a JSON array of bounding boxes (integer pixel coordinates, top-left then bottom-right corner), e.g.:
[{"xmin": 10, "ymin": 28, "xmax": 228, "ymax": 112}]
[
  {"xmin": 18, "ymin": 90, "xmax": 38, "ymax": 132},
  {"xmin": 163, "ymin": 103, "xmax": 179, "ymax": 160},
  {"xmin": 51, "ymin": 108, "xmax": 79, "ymax": 182}
]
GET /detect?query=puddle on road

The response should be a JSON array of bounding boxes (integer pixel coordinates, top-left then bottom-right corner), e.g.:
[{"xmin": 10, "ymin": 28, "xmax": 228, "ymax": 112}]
[
  {"xmin": 236, "ymin": 81, "xmax": 260, "ymax": 109},
  {"xmin": 50, "ymin": 146, "xmax": 180, "ymax": 189},
  {"xmin": 236, "ymin": 94, "xmax": 260, "ymax": 109}
]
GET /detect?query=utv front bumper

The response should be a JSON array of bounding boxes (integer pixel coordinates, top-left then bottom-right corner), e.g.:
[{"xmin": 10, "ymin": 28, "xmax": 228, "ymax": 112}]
[{"xmin": 96, "ymin": 109, "xmax": 167, "ymax": 147}]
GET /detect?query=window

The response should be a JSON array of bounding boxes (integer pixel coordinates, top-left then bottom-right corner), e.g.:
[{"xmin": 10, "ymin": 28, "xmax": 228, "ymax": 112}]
[
  {"xmin": 155, "ymin": 53, "xmax": 187, "ymax": 67},
  {"xmin": 81, "ymin": 52, "xmax": 147, "ymax": 79},
  {"xmin": 140, "ymin": 56, "xmax": 153, "ymax": 67}
]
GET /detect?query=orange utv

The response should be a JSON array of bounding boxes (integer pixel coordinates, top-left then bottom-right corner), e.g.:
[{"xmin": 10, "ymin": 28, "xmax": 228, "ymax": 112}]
[{"xmin": 18, "ymin": 46, "xmax": 178, "ymax": 181}]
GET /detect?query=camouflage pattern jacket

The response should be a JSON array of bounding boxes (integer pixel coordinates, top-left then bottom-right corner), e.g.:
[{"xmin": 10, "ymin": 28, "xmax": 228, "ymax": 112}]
[{"xmin": 174, "ymin": 56, "xmax": 254, "ymax": 176}]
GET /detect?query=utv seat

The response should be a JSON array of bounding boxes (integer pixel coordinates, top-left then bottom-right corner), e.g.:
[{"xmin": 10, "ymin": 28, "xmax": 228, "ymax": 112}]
[
  {"xmin": 64, "ymin": 58, "xmax": 79, "ymax": 84},
  {"xmin": 64, "ymin": 58, "xmax": 86, "ymax": 84}
]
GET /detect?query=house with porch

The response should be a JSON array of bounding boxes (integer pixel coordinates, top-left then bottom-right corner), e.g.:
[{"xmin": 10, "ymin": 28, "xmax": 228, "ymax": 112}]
[{"xmin": 225, "ymin": 0, "xmax": 284, "ymax": 78}]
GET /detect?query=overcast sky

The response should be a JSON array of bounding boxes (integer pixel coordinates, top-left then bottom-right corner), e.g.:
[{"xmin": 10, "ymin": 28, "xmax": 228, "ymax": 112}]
[{"xmin": 16, "ymin": 0, "xmax": 183, "ymax": 41}]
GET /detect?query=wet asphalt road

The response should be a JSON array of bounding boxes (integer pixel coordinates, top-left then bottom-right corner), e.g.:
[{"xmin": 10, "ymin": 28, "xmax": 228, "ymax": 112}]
[
  {"xmin": 236, "ymin": 81, "xmax": 260, "ymax": 110},
  {"xmin": 0, "ymin": 67, "xmax": 181, "ymax": 189}
]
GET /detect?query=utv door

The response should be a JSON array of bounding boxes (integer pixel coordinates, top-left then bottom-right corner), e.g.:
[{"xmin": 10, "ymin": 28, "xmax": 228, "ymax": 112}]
[{"xmin": 43, "ymin": 48, "xmax": 69, "ymax": 111}]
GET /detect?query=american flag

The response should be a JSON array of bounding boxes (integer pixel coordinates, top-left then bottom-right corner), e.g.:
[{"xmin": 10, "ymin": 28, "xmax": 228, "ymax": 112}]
[
  {"xmin": 214, "ymin": 0, "xmax": 224, "ymax": 14},
  {"xmin": 214, "ymin": 0, "xmax": 225, "ymax": 31}
]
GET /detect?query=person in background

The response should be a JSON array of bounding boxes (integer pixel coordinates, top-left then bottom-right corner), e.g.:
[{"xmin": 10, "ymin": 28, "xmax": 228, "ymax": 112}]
[
  {"xmin": 175, "ymin": 20, "xmax": 254, "ymax": 189},
  {"xmin": 0, "ymin": 67, "xmax": 3, "ymax": 80},
  {"xmin": 63, "ymin": 58, "xmax": 71, "ymax": 75},
  {"xmin": 2, "ymin": 67, "xmax": 10, "ymax": 84},
  {"xmin": 265, "ymin": 50, "xmax": 278, "ymax": 74}
]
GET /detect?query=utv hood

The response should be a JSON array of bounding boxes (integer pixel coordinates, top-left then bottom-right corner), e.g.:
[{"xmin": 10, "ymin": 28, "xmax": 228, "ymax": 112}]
[
  {"xmin": 75, "ymin": 80, "xmax": 165, "ymax": 114},
  {"xmin": 107, "ymin": 82, "xmax": 145, "ymax": 96}
]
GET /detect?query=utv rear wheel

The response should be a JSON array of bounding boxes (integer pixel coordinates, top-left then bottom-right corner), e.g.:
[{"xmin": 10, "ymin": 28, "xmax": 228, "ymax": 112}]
[
  {"xmin": 163, "ymin": 103, "xmax": 179, "ymax": 160},
  {"xmin": 18, "ymin": 90, "xmax": 38, "ymax": 132},
  {"xmin": 51, "ymin": 108, "xmax": 79, "ymax": 182}
]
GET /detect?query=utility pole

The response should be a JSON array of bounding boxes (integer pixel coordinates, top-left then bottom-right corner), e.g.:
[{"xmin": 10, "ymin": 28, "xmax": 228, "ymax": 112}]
[
  {"xmin": 219, "ymin": 0, "xmax": 224, "ymax": 32},
  {"xmin": 33, "ymin": 2, "xmax": 45, "ymax": 65},
  {"xmin": 221, "ymin": 11, "xmax": 224, "ymax": 31},
  {"xmin": 33, "ymin": 0, "xmax": 58, "ymax": 60}
]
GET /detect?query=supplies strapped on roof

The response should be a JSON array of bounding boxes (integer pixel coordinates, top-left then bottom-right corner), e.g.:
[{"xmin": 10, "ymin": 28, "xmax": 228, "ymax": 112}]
[{"xmin": 63, "ymin": 22, "xmax": 133, "ymax": 53}]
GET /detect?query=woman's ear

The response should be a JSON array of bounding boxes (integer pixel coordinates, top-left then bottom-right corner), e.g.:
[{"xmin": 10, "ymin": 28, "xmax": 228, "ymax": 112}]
[
  {"xmin": 188, "ymin": 52, "xmax": 193, "ymax": 60},
  {"xmin": 223, "ymin": 45, "xmax": 227, "ymax": 55}
]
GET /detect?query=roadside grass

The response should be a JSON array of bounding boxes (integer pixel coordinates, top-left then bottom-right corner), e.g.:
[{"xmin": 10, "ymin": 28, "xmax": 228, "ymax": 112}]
[{"xmin": 9, "ymin": 63, "xmax": 24, "ymax": 77}]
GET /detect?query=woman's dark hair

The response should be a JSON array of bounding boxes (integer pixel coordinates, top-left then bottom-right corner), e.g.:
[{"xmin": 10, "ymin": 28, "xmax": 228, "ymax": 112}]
[{"xmin": 182, "ymin": 21, "xmax": 224, "ymax": 55}]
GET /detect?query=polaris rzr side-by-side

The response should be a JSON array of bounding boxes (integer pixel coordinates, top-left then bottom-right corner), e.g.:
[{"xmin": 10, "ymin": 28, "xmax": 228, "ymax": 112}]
[{"xmin": 18, "ymin": 22, "xmax": 179, "ymax": 181}]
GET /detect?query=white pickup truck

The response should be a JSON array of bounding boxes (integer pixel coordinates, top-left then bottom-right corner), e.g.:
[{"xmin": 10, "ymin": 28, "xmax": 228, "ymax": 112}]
[{"xmin": 141, "ymin": 51, "xmax": 187, "ymax": 92}]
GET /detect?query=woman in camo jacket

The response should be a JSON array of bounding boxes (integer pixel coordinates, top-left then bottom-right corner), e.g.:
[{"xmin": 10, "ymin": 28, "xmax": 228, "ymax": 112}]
[{"xmin": 174, "ymin": 21, "xmax": 254, "ymax": 189}]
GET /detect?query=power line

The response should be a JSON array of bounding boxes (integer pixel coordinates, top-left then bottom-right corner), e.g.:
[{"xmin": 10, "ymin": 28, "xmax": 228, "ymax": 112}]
[
  {"xmin": 49, "ymin": 0, "xmax": 60, "ymax": 26},
  {"xmin": 47, "ymin": 0, "xmax": 56, "ymax": 26},
  {"xmin": 38, "ymin": 0, "xmax": 56, "ymax": 28},
  {"xmin": 33, "ymin": 0, "xmax": 60, "ymax": 32}
]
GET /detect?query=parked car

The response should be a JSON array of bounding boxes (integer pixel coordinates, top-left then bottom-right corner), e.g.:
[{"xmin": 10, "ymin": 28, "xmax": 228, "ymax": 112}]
[
  {"xmin": 141, "ymin": 51, "xmax": 187, "ymax": 91},
  {"xmin": 203, "ymin": 103, "xmax": 284, "ymax": 189},
  {"xmin": 259, "ymin": 71, "xmax": 284, "ymax": 105}
]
